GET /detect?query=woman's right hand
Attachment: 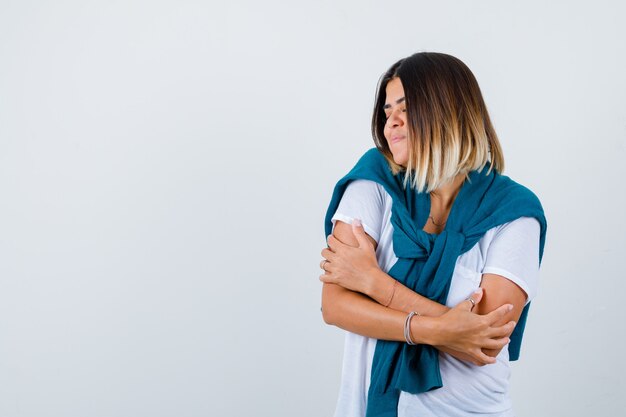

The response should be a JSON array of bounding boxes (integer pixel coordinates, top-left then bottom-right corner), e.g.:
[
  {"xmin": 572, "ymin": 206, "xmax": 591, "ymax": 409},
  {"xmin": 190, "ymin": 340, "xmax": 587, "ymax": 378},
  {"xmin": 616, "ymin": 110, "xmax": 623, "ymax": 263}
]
[
  {"xmin": 428, "ymin": 288, "xmax": 516, "ymax": 366},
  {"xmin": 319, "ymin": 220, "xmax": 382, "ymax": 297}
]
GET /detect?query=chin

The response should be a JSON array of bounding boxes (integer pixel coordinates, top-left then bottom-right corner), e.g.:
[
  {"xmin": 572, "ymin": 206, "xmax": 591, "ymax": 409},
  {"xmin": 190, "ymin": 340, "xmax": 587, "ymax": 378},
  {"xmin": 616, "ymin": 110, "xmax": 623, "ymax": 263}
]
[
  {"xmin": 388, "ymin": 143, "xmax": 408, "ymax": 167},
  {"xmin": 392, "ymin": 154, "xmax": 408, "ymax": 166}
]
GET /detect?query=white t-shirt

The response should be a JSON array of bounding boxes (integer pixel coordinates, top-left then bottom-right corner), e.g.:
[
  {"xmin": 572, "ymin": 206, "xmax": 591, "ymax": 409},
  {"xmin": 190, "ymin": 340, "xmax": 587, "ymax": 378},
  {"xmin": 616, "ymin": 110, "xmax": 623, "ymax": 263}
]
[{"xmin": 330, "ymin": 179, "xmax": 541, "ymax": 417}]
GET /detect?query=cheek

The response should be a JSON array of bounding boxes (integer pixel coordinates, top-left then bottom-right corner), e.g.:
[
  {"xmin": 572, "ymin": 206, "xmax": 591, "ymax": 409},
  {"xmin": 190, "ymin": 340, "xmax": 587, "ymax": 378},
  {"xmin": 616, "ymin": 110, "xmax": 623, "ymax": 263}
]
[{"xmin": 383, "ymin": 125, "xmax": 391, "ymax": 142}]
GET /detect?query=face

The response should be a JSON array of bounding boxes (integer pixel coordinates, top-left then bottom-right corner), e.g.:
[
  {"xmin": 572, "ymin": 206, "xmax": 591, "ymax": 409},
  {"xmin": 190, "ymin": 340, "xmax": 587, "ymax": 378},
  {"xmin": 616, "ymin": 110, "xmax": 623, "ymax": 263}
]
[{"xmin": 383, "ymin": 77, "xmax": 408, "ymax": 166}]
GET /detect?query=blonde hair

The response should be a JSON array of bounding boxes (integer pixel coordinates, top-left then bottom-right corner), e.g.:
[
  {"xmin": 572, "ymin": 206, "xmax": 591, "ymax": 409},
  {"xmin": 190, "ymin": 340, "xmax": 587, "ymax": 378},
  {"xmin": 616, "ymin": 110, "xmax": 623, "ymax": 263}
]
[{"xmin": 371, "ymin": 52, "xmax": 504, "ymax": 193}]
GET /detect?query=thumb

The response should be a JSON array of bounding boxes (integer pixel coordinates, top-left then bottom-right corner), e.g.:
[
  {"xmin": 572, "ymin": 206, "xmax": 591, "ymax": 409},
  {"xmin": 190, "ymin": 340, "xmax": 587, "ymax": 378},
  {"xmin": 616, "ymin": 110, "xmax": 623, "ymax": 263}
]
[{"xmin": 351, "ymin": 219, "xmax": 369, "ymax": 248}]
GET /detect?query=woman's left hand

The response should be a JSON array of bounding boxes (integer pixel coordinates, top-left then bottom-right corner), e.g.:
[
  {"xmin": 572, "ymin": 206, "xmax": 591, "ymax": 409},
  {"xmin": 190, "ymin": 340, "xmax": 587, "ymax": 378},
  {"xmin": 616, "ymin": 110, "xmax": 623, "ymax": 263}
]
[{"xmin": 319, "ymin": 220, "xmax": 381, "ymax": 296}]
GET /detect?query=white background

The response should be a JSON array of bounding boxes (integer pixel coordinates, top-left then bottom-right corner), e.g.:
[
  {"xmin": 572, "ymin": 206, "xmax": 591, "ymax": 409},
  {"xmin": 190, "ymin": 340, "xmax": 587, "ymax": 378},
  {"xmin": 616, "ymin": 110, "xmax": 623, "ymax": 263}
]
[{"xmin": 1, "ymin": 1, "xmax": 625, "ymax": 416}]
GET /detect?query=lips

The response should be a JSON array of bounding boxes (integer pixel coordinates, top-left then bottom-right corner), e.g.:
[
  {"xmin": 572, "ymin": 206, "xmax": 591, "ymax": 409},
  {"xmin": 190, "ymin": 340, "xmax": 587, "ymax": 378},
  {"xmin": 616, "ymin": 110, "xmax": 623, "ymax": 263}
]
[{"xmin": 391, "ymin": 136, "xmax": 405, "ymax": 144}]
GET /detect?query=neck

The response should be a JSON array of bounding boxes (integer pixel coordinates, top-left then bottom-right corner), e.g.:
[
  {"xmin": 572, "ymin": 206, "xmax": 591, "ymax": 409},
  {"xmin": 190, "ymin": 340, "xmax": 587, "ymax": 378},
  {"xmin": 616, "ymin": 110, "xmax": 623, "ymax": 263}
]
[{"xmin": 429, "ymin": 174, "xmax": 466, "ymax": 210}]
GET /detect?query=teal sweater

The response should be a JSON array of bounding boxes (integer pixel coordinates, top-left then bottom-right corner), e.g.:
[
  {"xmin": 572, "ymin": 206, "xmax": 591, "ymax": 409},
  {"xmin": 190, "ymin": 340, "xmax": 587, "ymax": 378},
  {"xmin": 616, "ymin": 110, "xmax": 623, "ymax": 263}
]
[{"xmin": 324, "ymin": 149, "xmax": 547, "ymax": 417}]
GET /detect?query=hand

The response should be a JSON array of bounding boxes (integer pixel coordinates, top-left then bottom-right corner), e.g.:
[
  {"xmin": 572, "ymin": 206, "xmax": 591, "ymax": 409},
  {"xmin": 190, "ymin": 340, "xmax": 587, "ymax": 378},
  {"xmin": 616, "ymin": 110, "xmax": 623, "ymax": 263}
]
[
  {"xmin": 319, "ymin": 219, "xmax": 381, "ymax": 296},
  {"xmin": 431, "ymin": 288, "xmax": 516, "ymax": 366}
]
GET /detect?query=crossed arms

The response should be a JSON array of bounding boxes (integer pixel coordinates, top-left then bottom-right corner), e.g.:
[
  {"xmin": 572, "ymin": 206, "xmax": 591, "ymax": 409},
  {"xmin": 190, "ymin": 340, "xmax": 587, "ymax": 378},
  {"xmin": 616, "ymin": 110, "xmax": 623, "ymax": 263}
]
[{"xmin": 320, "ymin": 220, "xmax": 527, "ymax": 366}]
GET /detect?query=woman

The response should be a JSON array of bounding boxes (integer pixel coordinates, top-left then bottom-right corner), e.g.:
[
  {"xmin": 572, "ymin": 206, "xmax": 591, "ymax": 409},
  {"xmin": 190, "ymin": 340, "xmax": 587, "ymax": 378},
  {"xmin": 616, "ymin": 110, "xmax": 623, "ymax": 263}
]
[{"xmin": 319, "ymin": 52, "xmax": 547, "ymax": 417}]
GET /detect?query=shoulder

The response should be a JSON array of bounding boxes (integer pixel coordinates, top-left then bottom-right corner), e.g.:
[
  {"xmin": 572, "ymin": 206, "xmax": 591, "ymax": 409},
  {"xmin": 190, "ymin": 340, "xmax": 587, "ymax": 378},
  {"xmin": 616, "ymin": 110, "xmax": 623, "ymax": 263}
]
[
  {"xmin": 335, "ymin": 179, "xmax": 388, "ymax": 217},
  {"xmin": 485, "ymin": 216, "xmax": 541, "ymax": 268},
  {"xmin": 492, "ymin": 216, "xmax": 541, "ymax": 238},
  {"xmin": 343, "ymin": 179, "xmax": 387, "ymax": 199},
  {"xmin": 484, "ymin": 172, "xmax": 547, "ymax": 251},
  {"xmin": 355, "ymin": 148, "xmax": 387, "ymax": 166},
  {"xmin": 332, "ymin": 180, "xmax": 391, "ymax": 244},
  {"xmin": 475, "ymin": 217, "xmax": 540, "ymax": 263},
  {"xmin": 324, "ymin": 148, "xmax": 398, "ymax": 238},
  {"xmin": 481, "ymin": 216, "xmax": 542, "ymax": 303},
  {"xmin": 346, "ymin": 148, "xmax": 396, "ymax": 183},
  {"xmin": 491, "ymin": 173, "xmax": 543, "ymax": 209}
]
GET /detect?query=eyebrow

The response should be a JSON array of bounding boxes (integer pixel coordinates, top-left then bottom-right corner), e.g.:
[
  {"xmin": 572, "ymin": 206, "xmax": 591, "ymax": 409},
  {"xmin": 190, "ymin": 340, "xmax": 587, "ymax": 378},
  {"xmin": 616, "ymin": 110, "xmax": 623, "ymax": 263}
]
[{"xmin": 383, "ymin": 97, "xmax": 405, "ymax": 110}]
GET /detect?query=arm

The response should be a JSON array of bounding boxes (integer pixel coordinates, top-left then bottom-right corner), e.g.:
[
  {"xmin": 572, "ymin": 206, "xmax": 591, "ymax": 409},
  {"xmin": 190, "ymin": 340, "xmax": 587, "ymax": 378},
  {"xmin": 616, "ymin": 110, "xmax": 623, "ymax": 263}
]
[
  {"xmin": 321, "ymin": 180, "xmax": 447, "ymax": 317},
  {"xmin": 321, "ymin": 220, "xmax": 515, "ymax": 365},
  {"xmin": 473, "ymin": 217, "xmax": 541, "ymax": 357},
  {"xmin": 322, "ymin": 220, "xmax": 448, "ymax": 317},
  {"xmin": 329, "ymin": 222, "xmax": 526, "ymax": 360},
  {"xmin": 473, "ymin": 274, "xmax": 527, "ymax": 357}
]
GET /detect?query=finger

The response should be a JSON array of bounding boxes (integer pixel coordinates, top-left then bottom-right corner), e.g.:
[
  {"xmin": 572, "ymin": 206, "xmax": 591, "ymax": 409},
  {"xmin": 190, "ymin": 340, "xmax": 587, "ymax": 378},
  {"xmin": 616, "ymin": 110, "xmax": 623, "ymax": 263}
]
[
  {"xmin": 473, "ymin": 350, "xmax": 497, "ymax": 366},
  {"xmin": 457, "ymin": 288, "xmax": 484, "ymax": 311},
  {"xmin": 487, "ymin": 321, "xmax": 517, "ymax": 338},
  {"xmin": 465, "ymin": 355, "xmax": 486, "ymax": 367},
  {"xmin": 321, "ymin": 248, "xmax": 336, "ymax": 261},
  {"xmin": 319, "ymin": 259, "xmax": 334, "ymax": 274},
  {"xmin": 482, "ymin": 336, "xmax": 510, "ymax": 350},
  {"xmin": 472, "ymin": 287, "xmax": 484, "ymax": 304},
  {"xmin": 484, "ymin": 303, "xmax": 514, "ymax": 324},
  {"xmin": 351, "ymin": 219, "xmax": 369, "ymax": 248},
  {"xmin": 327, "ymin": 234, "xmax": 346, "ymax": 251},
  {"xmin": 466, "ymin": 288, "xmax": 483, "ymax": 310},
  {"xmin": 319, "ymin": 273, "xmax": 332, "ymax": 282}
]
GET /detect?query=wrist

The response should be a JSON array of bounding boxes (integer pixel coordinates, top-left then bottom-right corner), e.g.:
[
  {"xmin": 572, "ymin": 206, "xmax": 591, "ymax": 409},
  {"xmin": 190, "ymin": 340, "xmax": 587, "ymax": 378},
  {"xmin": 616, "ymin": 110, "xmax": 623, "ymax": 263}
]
[
  {"xmin": 365, "ymin": 268, "xmax": 392, "ymax": 302},
  {"xmin": 410, "ymin": 315, "xmax": 441, "ymax": 346}
]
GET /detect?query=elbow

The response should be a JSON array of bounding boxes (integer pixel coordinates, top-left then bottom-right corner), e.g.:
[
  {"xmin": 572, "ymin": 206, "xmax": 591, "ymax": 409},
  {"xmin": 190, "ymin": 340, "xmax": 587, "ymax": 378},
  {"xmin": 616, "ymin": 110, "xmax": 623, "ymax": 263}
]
[
  {"xmin": 321, "ymin": 306, "xmax": 335, "ymax": 325},
  {"xmin": 321, "ymin": 296, "xmax": 337, "ymax": 326},
  {"xmin": 321, "ymin": 284, "xmax": 340, "ymax": 326}
]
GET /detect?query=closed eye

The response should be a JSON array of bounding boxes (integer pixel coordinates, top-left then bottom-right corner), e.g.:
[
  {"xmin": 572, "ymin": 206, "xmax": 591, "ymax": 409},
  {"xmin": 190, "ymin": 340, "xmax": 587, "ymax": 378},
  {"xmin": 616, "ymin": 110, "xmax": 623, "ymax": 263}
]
[{"xmin": 384, "ymin": 107, "xmax": 407, "ymax": 120}]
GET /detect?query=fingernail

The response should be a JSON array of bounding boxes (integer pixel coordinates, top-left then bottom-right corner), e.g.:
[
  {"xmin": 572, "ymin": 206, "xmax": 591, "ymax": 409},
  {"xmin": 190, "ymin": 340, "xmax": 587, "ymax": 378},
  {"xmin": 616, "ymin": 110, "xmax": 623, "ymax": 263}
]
[
  {"xmin": 473, "ymin": 288, "xmax": 483, "ymax": 295},
  {"xmin": 353, "ymin": 219, "xmax": 362, "ymax": 227},
  {"xmin": 507, "ymin": 305, "xmax": 513, "ymax": 312}
]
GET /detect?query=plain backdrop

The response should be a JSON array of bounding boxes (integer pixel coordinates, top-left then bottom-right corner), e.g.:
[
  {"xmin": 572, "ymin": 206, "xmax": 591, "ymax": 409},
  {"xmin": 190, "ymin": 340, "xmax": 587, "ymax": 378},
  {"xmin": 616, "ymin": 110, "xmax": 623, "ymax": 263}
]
[{"xmin": 1, "ymin": 1, "xmax": 625, "ymax": 416}]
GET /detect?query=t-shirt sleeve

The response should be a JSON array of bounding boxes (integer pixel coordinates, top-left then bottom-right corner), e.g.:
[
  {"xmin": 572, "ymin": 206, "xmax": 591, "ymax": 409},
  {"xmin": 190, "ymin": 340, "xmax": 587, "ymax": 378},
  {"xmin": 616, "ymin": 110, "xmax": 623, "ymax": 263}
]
[
  {"xmin": 330, "ymin": 179, "xmax": 384, "ymax": 243},
  {"xmin": 482, "ymin": 216, "xmax": 541, "ymax": 305}
]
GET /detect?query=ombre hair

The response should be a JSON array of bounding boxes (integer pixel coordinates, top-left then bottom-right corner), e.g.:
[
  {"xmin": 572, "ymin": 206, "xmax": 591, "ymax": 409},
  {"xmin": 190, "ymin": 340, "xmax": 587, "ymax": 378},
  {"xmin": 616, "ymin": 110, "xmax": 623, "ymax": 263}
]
[{"xmin": 371, "ymin": 52, "xmax": 504, "ymax": 193}]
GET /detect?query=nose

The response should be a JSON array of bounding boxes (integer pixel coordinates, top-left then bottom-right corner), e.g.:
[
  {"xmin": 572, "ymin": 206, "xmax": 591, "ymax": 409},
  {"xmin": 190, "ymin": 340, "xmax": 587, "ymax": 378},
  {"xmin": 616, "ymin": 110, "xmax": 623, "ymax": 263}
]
[{"xmin": 386, "ymin": 108, "xmax": 405, "ymax": 128}]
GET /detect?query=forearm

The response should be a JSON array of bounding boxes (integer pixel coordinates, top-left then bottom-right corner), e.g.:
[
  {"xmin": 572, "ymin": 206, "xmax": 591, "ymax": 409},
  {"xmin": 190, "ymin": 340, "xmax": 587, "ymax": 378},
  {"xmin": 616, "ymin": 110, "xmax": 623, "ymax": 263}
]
[
  {"xmin": 320, "ymin": 220, "xmax": 512, "ymax": 365},
  {"xmin": 370, "ymin": 273, "xmax": 499, "ymax": 361},
  {"xmin": 365, "ymin": 268, "xmax": 450, "ymax": 317},
  {"xmin": 324, "ymin": 219, "xmax": 449, "ymax": 318},
  {"xmin": 322, "ymin": 282, "xmax": 439, "ymax": 345},
  {"xmin": 435, "ymin": 345, "xmax": 478, "ymax": 363},
  {"xmin": 322, "ymin": 282, "xmax": 514, "ymax": 366}
]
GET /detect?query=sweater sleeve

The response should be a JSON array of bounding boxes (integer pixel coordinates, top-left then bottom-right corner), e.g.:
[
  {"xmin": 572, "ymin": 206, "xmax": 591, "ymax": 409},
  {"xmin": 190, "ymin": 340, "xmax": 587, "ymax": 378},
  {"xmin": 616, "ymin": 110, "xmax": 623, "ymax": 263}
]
[
  {"xmin": 482, "ymin": 216, "xmax": 541, "ymax": 305},
  {"xmin": 330, "ymin": 179, "xmax": 385, "ymax": 244}
]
